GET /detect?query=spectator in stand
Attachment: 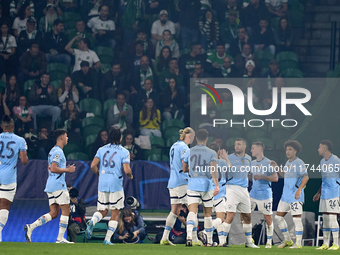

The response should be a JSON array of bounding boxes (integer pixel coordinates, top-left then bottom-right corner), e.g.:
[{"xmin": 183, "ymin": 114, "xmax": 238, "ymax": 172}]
[
  {"xmin": 122, "ymin": 130, "xmax": 142, "ymax": 161},
  {"xmin": 101, "ymin": 61, "xmax": 127, "ymax": 102},
  {"xmin": 10, "ymin": 0, "xmax": 34, "ymax": 19},
  {"xmin": 144, "ymin": 0, "xmax": 174, "ymax": 16},
  {"xmin": 154, "ymin": 46, "xmax": 172, "ymax": 76},
  {"xmin": 59, "ymin": 98, "xmax": 84, "ymax": 142},
  {"xmin": 0, "ymin": 90, "xmax": 10, "ymax": 120},
  {"xmin": 42, "ymin": 0, "xmax": 63, "ymax": 16},
  {"xmin": 262, "ymin": 59, "xmax": 283, "ymax": 78},
  {"xmin": 128, "ymin": 29, "xmax": 154, "ymax": 58},
  {"xmin": 17, "ymin": 17, "xmax": 43, "ymax": 56},
  {"xmin": 72, "ymin": 61, "xmax": 99, "ymax": 100},
  {"xmin": 43, "ymin": 19, "xmax": 71, "ymax": 67},
  {"xmin": 229, "ymin": 26, "xmax": 252, "ymax": 58},
  {"xmin": 178, "ymin": 0, "xmax": 201, "ymax": 49},
  {"xmin": 217, "ymin": 0, "xmax": 241, "ymax": 24},
  {"xmin": 135, "ymin": 78, "xmax": 159, "ymax": 112},
  {"xmin": 67, "ymin": 20, "xmax": 95, "ymax": 49},
  {"xmin": 191, "ymin": 63, "xmax": 209, "ymax": 79},
  {"xmin": 6, "ymin": 75, "xmax": 21, "ymax": 112},
  {"xmin": 139, "ymin": 98, "xmax": 161, "ymax": 137},
  {"xmin": 220, "ymin": 11, "xmax": 240, "ymax": 51},
  {"xmin": 199, "ymin": 10, "xmax": 219, "ymax": 50},
  {"xmin": 39, "ymin": 4, "xmax": 61, "ymax": 34},
  {"xmin": 234, "ymin": 43, "xmax": 260, "ymax": 76},
  {"xmin": 160, "ymin": 77, "xmax": 185, "ymax": 121},
  {"xmin": 91, "ymin": 128, "xmax": 109, "ymax": 157},
  {"xmin": 12, "ymin": 2, "xmax": 31, "ymax": 37},
  {"xmin": 265, "ymin": 0, "xmax": 287, "ymax": 18},
  {"xmin": 243, "ymin": 60, "xmax": 257, "ymax": 78},
  {"xmin": 253, "ymin": 18, "xmax": 275, "ymax": 55},
  {"xmin": 155, "ymin": 30, "xmax": 179, "ymax": 58},
  {"xmin": 242, "ymin": 0, "xmax": 268, "ymax": 34},
  {"xmin": 87, "ymin": 4, "xmax": 116, "ymax": 48},
  {"xmin": 34, "ymin": 127, "xmax": 54, "ymax": 159},
  {"xmin": 151, "ymin": 10, "xmax": 175, "ymax": 45},
  {"xmin": 0, "ymin": 22, "xmax": 17, "ymax": 80},
  {"xmin": 65, "ymin": 36, "xmax": 102, "ymax": 73},
  {"xmin": 206, "ymin": 42, "xmax": 233, "ymax": 74},
  {"xmin": 27, "ymin": 72, "xmax": 61, "ymax": 131},
  {"xmin": 18, "ymin": 43, "xmax": 47, "ymax": 91},
  {"xmin": 274, "ymin": 17, "xmax": 293, "ymax": 53},
  {"xmin": 130, "ymin": 55, "xmax": 154, "ymax": 94},
  {"xmin": 58, "ymin": 76, "xmax": 79, "ymax": 110},
  {"xmin": 107, "ymin": 92, "xmax": 133, "ymax": 132},
  {"xmin": 86, "ymin": 0, "xmax": 103, "ymax": 18},
  {"xmin": 179, "ymin": 43, "xmax": 206, "ymax": 80},
  {"xmin": 126, "ymin": 41, "xmax": 145, "ymax": 74},
  {"xmin": 13, "ymin": 95, "xmax": 34, "ymax": 135},
  {"xmin": 215, "ymin": 56, "xmax": 238, "ymax": 77},
  {"xmin": 159, "ymin": 58, "xmax": 183, "ymax": 92}
]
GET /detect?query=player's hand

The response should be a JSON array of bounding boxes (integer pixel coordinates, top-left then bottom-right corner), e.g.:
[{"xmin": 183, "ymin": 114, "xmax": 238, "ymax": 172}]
[
  {"xmin": 313, "ymin": 192, "xmax": 321, "ymax": 202},
  {"xmin": 253, "ymin": 175, "xmax": 261, "ymax": 181},
  {"xmin": 213, "ymin": 187, "xmax": 219, "ymax": 196},
  {"xmin": 67, "ymin": 164, "xmax": 76, "ymax": 173},
  {"xmin": 127, "ymin": 173, "xmax": 133, "ymax": 180},
  {"xmin": 295, "ymin": 189, "xmax": 301, "ymax": 200}
]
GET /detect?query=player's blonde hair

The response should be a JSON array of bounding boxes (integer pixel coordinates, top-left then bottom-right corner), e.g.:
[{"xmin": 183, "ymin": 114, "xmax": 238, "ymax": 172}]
[{"xmin": 179, "ymin": 127, "xmax": 194, "ymax": 141}]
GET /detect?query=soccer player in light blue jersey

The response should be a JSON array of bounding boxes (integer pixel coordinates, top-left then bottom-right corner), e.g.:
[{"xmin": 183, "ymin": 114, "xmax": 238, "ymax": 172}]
[
  {"xmin": 249, "ymin": 141, "xmax": 278, "ymax": 248},
  {"xmin": 86, "ymin": 127, "xmax": 133, "ymax": 245},
  {"xmin": 182, "ymin": 129, "xmax": 219, "ymax": 247},
  {"xmin": 224, "ymin": 138, "xmax": 259, "ymax": 248},
  {"xmin": 0, "ymin": 115, "xmax": 28, "ymax": 242},
  {"xmin": 25, "ymin": 129, "xmax": 75, "ymax": 243},
  {"xmin": 208, "ymin": 142, "xmax": 231, "ymax": 247},
  {"xmin": 160, "ymin": 127, "xmax": 195, "ymax": 246},
  {"xmin": 313, "ymin": 140, "xmax": 340, "ymax": 250},
  {"xmin": 271, "ymin": 140, "xmax": 309, "ymax": 249}
]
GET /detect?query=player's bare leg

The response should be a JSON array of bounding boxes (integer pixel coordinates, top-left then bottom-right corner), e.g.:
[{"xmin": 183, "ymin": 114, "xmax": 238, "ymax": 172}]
[{"xmin": 0, "ymin": 198, "xmax": 11, "ymax": 242}]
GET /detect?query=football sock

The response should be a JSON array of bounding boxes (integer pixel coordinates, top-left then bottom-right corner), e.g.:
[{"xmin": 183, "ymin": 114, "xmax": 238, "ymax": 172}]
[
  {"xmin": 0, "ymin": 209, "xmax": 9, "ymax": 232},
  {"xmin": 275, "ymin": 215, "xmax": 291, "ymax": 241},
  {"xmin": 162, "ymin": 212, "xmax": 177, "ymax": 241},
  {"xmin": 57, "ymin": 215, "xmax": 69, "ymax": 240},
  {"xmin": 330, "ymin": 214, "xmax": 339, "ymax": 246},
  {"xmin": 223, "ymin": 222, "xmax": 231, "ymax": 243},
  {"xmin": 204, "ymin": 217, "xmax": 213, "ymax": 245},
  {"xmin": 322, "ymin": 214, "xmax": 330, "ymax": 247},
  {"xmin": 31, "ymin": 213, "xmax": 52, "ymax": 230},
  {"xmin": 217, "ymin": 223, "xmax": 225, "ymax": 245},
  {"xmin": 292, "ymin": 217, "xmax": 303, "ymax": 246},
  {"xmin": 243, "ymin": 223, "xmax": 252, "ymax": 244},
  {"xmin": 186, "ymin": 212, "xmax": 196, "ymax": 240},
  {"xmin": 192, "ymin": 215, "xmax": 198, "ymax": 242},
  {"xmin": 105, "ymin": 220, "xmax": 118, "ymax": 242},
  {"xmin": 266, "ymin": 221, "xmax": 274, "ymax": 245},
  {"xmin": 91, "ymin": 211, "xmax": 103, "ymax": 226}
]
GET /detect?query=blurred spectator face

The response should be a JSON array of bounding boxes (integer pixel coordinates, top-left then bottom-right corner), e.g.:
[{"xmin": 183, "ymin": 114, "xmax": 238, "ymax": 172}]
[
  {"xmin": 55, "ymin": 23, "xmax": 64, "ymax": 33},
  {"xmin": 205, "ymin": 11, "xmax": 213, "ymax": 21},
  {"xmin": 246, "ymin": 64, "xmax": 254, "ymax": 72},
  {"xmin": 76, "ymin": 20, "xmax": 85, "ymax": 33},
  {"xmin": 9, "ymin": 76, "xmax": 17, "ymax": 88},
  {"xmin": 78, "ymin": 39, "xmax": 87, "ymax": 50},
  {"xmin": 30, "ymin": 44, "xmax": 39, "ymax": 56},
  {"xmin": 228, "ymin": 0, "xmax": 237, "ymax": 6},
  {"xmin": 64, "ymin": 76, "xmax": 72, "ymax": 90},
  {"xmin": 194, "ymin": 64, "xmax": 203, "ymax": 76},
  {"xmin": 67, "ymin": 100, "xmax": 75, "ymax": 111},
  {"xmin": 41, "ymin": 74, "xmax": 50, "ymax": 85},
  {"xmin": 160, "ymin": 14, "xmax": 168, "ymax": 24},
  {"xmin": 223, "ymin": 57, "xmax": 232, "ymax": 69},
  {"xmin": 100, "ymin": 6, "xmax": 109, "ymax": 20},
  {"xmin": 238, "ymin": 28, "xmax": 246, "ymax": 40},
  {"xmin": 161, "ymin": 47, "xmax": 170, "ymax": 59},
  {"xmin": 221, "ymin": 91, "xmax": 231, "ymax": 101},
  {"xmin": 207, "ymin": 96, "xmax": 213, "ymax": 108},
  {"xmin": 163, "ymin": 31, "xmax": 171, "ymax": 41},
  {"xmin": 1, "ymin": 24, "xmax": 8, "ymax": 35},
  {"xmin": 124, "ymin": 216, "xmax": 132, "ymax": 223},
  {"xmin": 145, "ymin": 98, "xmax": 154, "ymax": 110},
  {"xmin": 25, "ymin": 5, "xmax": 32, "ymax": 17},
  {"xmin": 280, "ymin": 18, "xmax": 288, "ymax": 30},
  {"xmin": 137, "ymin": 31, "xmax": 146, "ymax": 41},
  {"xmin": 216, "ymin": 45, "xmax": 225, "ymax": 57},
  {"xmin": 169, "ymin": 78, "xmax": 176, "ymax": 90},
  {"xmin": 144, "ymin": 79, "xmax": 153, "ymax": 91},
  {"xmin": 242, "ymin": 44, "xmax": 251, "ymax": 56},
  {"xmin": 229, "ymin": 14, "xmax": 236, "ymax": 24},
  {"xmin": 116, "ymin": 94, "xmax": 126, "ymax": 107},
  {"xmin": 192, "ymin": 44, "xmax": 202, "ymax": 55},
  {"xmin": 269, "ymin": 62, "xmax": 279, "ymax": 73},
  {"xmin": 111, "ymin": 64, "xmax": 121, "ymax": 76},
  {"xmin": 259, "ymin": 20, "xmax": 268, "ymax": 29},
  {"xmin": 135, "ymin": 44, "xmax": 144, "ymax": 55},
  {"xmin": 81, "ymin": 65, "xmax": 89, "ymax": 74},
  {"xmin": 19, "ymin": 96, "xmax": 27, "ymax": 107},
  {"xmin": 101, "ymin": 131, "xmax": 108, "ymax": 143},
  {"xmin": 140, "ymin": 56, "xmax": 149, "ymax": 71},
  {"xmin": 169, "ymin": 59, "xmax": 178, "ymax": 71},
  {"xmin": 39, "ymin": 128, "xmax": 49, "ymax": 138},
  {"xmin": 125, "ymin": 134, "xmax": 133, "ymax": 146},
  {"xmin": 27, "ymin": 20, "xmax": 36, "ymax": 32}
]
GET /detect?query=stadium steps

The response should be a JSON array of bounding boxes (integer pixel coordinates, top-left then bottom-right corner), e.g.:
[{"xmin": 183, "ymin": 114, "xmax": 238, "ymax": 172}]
[{"xmin": 295, "ymin": 3, "xmax": 340, "ymax": 77}]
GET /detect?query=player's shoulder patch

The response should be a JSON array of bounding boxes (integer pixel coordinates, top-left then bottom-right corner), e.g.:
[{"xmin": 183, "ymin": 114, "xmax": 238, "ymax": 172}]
[{"xmin": 53, "ymin": 154, "xmax": 60, "ymax": 162}]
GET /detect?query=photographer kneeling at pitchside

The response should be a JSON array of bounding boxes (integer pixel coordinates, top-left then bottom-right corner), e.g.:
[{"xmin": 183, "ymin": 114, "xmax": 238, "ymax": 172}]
[{"xmin": 114, "ymin": 209, "xmax": 146, "ymax": 243}]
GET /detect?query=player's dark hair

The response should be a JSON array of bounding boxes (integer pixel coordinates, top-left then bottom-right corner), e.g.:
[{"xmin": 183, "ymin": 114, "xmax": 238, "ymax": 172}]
[
  {"xmin": 208, "ymin": 142, "xmax": 220, "ymax": 152},
  {"xmin": 53, "ymin": 129, "xmax": 67, "ymax": 142},
  {"xmin": 236, "ymin": 138, "xmax": 247, "ymax": 144},
  {"xmin": 320, "ymin": 140, "xmax": 333, "ymax": 152},
  {"xmin": 1, "ymin": 115, "xmax": 14, "ymax": 130},
  {"xmin": 196, "ymin": 129, "xmax": 209, "ymax": 142},
  {"xmin": 252, "ymin": 141, "xmax": 265, "ymax": 150},
  {"xmin": 108, "ymin": 127, "xmax": 121, "ymax": 145},
  {"xmin": 284, "ymin": 140, "xmax": 302, "ymax": 153}
]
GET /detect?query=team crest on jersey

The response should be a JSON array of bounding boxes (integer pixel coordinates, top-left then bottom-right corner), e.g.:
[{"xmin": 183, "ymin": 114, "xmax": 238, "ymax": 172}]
[
  {"xmin": 54, "ymin": 154, "xmax": 60, "ymax": 162},
  {"xmin": 241, "ymin": 159, "xmax": 245, "ymax": 163},
  {"xmin": 182, "ymin": 149, "xmax": 186, "ymax": 155},
  {"xmin": 102, "ymin": 170, "xmax": 105, "ymax": 174}
]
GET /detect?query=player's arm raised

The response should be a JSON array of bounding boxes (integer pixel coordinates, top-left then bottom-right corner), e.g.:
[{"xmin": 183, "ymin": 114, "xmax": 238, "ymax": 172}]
[
  {"xmin": 91, "ymin": 157, "xmax": 100, "ymax": 176},
  {"xmin": 211, "ymin": 161, "xmax": 219, "ymax": 196},
  {"xmin": 50, "ymin": 162, "xmax": 75, "ymax": 173},
  {"xmin": 123, "ymin": 163, "xmax": 133, "ymax": 179}
]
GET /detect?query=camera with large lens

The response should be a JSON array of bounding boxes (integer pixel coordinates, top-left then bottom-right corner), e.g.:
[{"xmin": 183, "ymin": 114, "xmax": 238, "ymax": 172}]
[{"xmin": 126, "ymin": 196, "xmax": 140, "ymax": 210}]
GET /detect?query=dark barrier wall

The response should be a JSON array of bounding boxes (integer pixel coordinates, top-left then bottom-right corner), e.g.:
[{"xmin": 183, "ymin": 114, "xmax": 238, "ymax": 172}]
[{"xmin": 16, "ymin": 160, "xmax": 287, "ymax": 210}]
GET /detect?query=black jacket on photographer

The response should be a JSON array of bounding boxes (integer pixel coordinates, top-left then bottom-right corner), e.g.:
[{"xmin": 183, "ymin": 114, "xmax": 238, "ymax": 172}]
[{"xmin": 69, "ymin": 197, "xmax": 86, "ymax": 231}]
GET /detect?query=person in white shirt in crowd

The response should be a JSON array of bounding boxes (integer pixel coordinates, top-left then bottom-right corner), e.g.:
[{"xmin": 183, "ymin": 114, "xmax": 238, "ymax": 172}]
[
  {"xmin": 12, "ymin": 2, "xmax": 32, "ymax": 37},
  {"xmin": 155, "ymin": 30, "xmax": 179, "ymax": 58},
  {"xmin": 151, "ymin": 10, "xmax": 175, "ymax": 45}
]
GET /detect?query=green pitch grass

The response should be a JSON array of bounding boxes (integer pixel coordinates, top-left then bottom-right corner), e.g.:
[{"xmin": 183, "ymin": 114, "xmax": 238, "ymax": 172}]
[{"xmin": 0, "ymin": 243, "xmax": 328, "ymax": 255}]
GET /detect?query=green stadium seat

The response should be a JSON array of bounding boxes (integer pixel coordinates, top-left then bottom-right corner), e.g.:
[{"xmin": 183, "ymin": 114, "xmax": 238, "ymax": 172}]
[
  {"xmin": 255, "ymin": 49, "xmax": 274, "ymax": 68},
  {"xmin": 149, "ymin": 135, "xmax": 164, "ymax": 147},
  {"xmin": 62, "ymin": 12, "xmax": 82, "ymax": 22},
  {"xmin": 24, "ymin": 79, "xmax": 35, "ymax": 93},
  {"xmin": 50, "ymin": 79, "xmax": 62, "ymax": 89},
  {"xmin": 251, "ymin": 137, "xmax": 275, "ymax": 149},
  {"xmin": 162, "ymin": 155, "xmax": 170, "ymax": 161},
  {"xmin": 101, "ymin": 63, "xmax": 111, "ymax": 74},
  {"xmin": 282, "ymin": 68, "xmax": 303, "ymax": 78},
  {"xmin": 85, "ymin": 134, "xmax": 97, "ymax": 147},
  {"xmin": 67, "ymin": 152, "xmax": 89, "ymax": 160},
  {"xmin": 245, "ymin": 127, "xmax": 268, "ymax": 142},
  {"xmin": 227, "ymin": 127, "xmax": 244, "ymax": 138},
  {"xmin": 147, "ymin": 154, "xmax": 161, "ymax": 161},
  {"xmin": 275, "ymin": 138, "xmax": 288, "ymax": 149},
  {"xmin": 143, "ymin": 148, "xmax": 162, "ymax": 159},
  {"xmin": 94, "ymin": 46, "xmax": 114, "ymax": 64},
  {"xmin": 276, "ymin": 51, "xmax": 299, "ymax": 70},
  {"xmin": 47, "ymin": 63, "xmax": 69, "ymax": 81},
  {"xmin": 163, "ymin": 127, "xmax": 180, "ymax": 140},
  {"xmin": 103, "ymin": 99, "xmax": 116, "ymax": 118},
  {"xmin": 82, "ymin": 125, "xmax": 102, "ymax": 138},
  {"xmin": 64, "ymin": 142, "xmax": 83, "ymax": 155},
  {"xmin": 82, "ymin": 116, "xmax": 105, "ymax": 128},
  {"xmin": 166, "ymin": 136, "xmax": 178, "ymax": 147},
  {"xmin": 79, "ymin": 98, "xmax": 102, "ymax": 116},
  {"xmin": 270, "ymin": 17, "xmax": 281, "ymax": 30},
  {"xmin": 270, "ymin": 127, "xmax": 291, "ymax": 143},
  {"xmin": 162, "ymin": 119, "xmax": 185, "ymax": 130}
]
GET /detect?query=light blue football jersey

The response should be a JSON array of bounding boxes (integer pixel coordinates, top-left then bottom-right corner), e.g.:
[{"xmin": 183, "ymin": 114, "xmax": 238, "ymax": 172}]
[
  {"xmin": 213, "ymin": 158, "xmax": 228, "ymax": 200},
  {"xmin": 168, "ymin": 141, "xmax": 189, "ymax": 189},
  {"xmin": 45, "ymin": 145, "xmax": 67, "ymax": 193},
  {"xmin": 183, "ymin": 145, "xmax": 217, "ymax": 192},
  {"xmin": 95, "ymin": 144, "xmax": 130, "ymax": 192},
  {"xmin": 320, "ymin": 154, "xmax": 340, "ymax": 200},
  {"xmin": 0, "ymin": 132, "xmax": 27, "ymax": 185},
  {"xmin": 280, "ymin": 157, "xmax": 307, "ymax": 204},
  {"xmin": 249, "ymin": 157, "xmax": 274, "ymax": 200},
  {"xmin": 227, "ymin": 153, "xmax": 252, "ymax": 188}
]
